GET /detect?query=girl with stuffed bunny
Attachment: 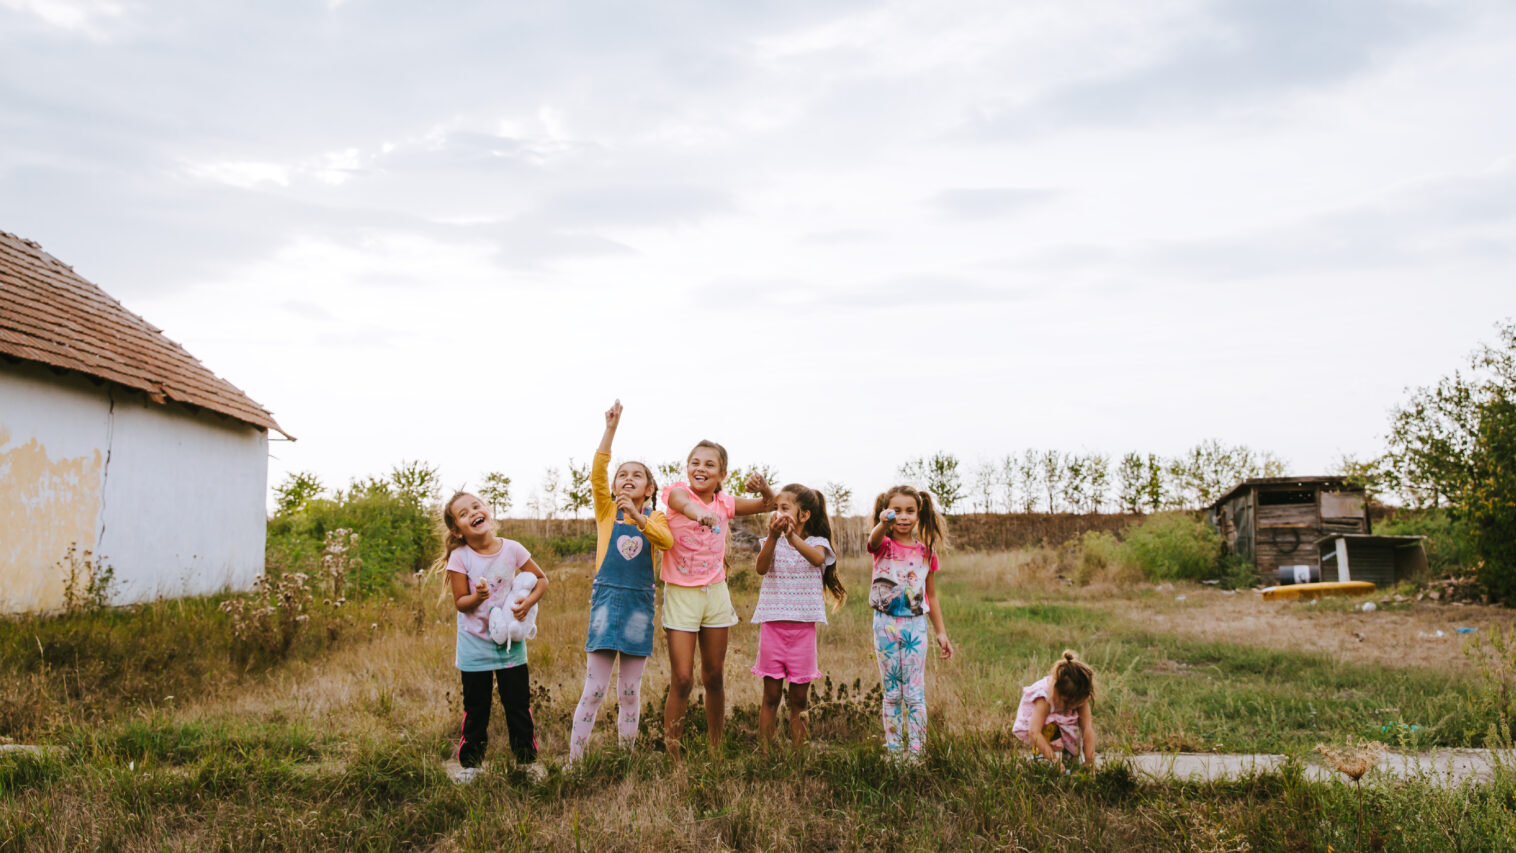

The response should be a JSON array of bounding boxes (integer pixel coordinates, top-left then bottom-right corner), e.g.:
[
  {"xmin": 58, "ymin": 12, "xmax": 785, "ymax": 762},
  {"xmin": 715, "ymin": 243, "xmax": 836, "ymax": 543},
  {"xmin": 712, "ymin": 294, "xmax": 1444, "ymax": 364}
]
[
  {"xmin": 439, "ymin": 491, "xmax": 548, "ymax": 772},
  {"xmin": 567, "ymin": 400, "xmax": 673, "ymax": 763}
]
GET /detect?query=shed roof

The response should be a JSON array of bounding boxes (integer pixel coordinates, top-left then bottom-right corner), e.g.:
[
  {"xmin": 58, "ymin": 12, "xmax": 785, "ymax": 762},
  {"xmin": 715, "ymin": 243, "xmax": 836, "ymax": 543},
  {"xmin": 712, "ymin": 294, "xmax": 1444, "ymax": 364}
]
[
  {"xmin": 0, "ymin": 230, "xmax": 289, "ymax": 438},
  {"xmin": 1206, "ymin": 476, "xmax": 1351, "ymax": 511}
]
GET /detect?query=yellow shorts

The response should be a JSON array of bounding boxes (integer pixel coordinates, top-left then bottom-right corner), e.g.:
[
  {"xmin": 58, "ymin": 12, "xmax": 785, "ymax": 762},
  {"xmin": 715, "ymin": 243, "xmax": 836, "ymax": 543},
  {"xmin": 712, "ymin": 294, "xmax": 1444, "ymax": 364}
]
[{"xmin": 661, "ymin": 580, "xmax": 739, "ymax": 632}]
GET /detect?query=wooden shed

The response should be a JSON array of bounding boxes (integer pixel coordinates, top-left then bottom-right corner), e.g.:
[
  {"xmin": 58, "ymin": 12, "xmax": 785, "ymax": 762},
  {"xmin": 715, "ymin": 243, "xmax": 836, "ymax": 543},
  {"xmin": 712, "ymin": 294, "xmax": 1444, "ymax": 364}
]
[{"xmin": 1205, "ymin": 476, "xmax": 1370, "ymax": 583}]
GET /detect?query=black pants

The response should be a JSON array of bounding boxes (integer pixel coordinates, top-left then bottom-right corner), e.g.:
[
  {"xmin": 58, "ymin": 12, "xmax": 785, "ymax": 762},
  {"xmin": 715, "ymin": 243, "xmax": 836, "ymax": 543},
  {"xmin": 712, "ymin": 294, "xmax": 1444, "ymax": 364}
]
[{"xmin": 458, "ymin": 665, "xmax": 536, "ymax": 768}]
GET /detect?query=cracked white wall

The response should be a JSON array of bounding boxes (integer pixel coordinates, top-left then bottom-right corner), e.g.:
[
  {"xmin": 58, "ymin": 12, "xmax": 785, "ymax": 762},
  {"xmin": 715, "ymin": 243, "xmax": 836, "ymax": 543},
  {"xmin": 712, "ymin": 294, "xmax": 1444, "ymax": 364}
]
[{"xmin": 0, "ymin": 360, "xmax": 268, "ymax": 612}]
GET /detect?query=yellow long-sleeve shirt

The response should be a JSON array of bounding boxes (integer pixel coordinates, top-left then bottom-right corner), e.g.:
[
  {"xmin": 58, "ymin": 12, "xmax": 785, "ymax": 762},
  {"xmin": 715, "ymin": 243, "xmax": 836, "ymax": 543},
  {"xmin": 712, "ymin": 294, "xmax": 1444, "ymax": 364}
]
[{"xmin": 593, "ymin": 450, "xmax": 672, "ymax": 569}]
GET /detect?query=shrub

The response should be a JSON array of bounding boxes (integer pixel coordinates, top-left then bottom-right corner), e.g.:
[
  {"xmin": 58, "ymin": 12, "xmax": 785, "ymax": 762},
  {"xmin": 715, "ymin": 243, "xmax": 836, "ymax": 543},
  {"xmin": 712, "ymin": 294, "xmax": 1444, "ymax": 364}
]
[
  {"xmin": 1376, "ymin": 508, "xmax": 1476, "ymax": 575},
  {"xmin": 1075, "ymin": 530, "xmax": 1129, "ymax": 584},
  {"xmin": 267, "ymin": 491, "xmax": 436, "ymax": 597},
  {"xmin": 1122, "ymin": 512, "xmax": 1222, "ymax": 581}
]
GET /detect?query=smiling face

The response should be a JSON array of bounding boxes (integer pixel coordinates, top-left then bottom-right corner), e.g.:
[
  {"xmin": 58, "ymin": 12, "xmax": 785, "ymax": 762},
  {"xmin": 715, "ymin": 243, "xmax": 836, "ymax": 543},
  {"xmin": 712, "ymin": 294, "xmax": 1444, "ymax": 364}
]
[
  {"xmin": 614, "ymin": 462, "xmax": 654, "ymax": 505},
  {"xmin": 686, "ymin": 447, "xmax": 725, "ymax": 496},
  {"xmin": 886, "ymin": 493, "xmax": 919, "ymax": 538},
  {"xmin": 447, "ymin": 493, "xmax": 493, "ymax": 540}
]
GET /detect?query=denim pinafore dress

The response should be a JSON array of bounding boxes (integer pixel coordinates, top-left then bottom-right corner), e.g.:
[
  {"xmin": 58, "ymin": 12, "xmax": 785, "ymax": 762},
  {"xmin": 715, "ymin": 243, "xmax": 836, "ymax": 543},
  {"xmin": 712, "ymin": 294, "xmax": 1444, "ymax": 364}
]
[{"xmin": 585, "ymin": 510, "xmax": 657, "ymax": 656}]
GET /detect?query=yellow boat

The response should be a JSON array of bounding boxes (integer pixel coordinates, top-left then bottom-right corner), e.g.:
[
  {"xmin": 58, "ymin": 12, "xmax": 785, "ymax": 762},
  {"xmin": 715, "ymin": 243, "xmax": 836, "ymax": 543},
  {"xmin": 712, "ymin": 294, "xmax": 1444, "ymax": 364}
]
[{"xmin": 1261, "ymin": 581, "xmax": 1376, "ymax": 601}]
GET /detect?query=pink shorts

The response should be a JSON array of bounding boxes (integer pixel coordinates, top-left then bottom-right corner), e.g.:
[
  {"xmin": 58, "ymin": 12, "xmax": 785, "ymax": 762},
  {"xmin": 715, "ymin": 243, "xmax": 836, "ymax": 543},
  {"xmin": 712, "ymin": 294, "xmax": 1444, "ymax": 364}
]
[{"xmin": 751, "ymin": 621, "xmax": 822, "ymax": 684}]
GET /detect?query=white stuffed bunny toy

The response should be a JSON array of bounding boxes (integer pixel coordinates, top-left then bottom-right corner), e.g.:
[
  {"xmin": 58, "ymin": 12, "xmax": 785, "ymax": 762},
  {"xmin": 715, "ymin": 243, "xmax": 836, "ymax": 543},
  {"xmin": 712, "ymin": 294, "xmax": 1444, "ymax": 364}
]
[{"xmin": 488, "ymin": 572, "xmax": 539, "ymax": 651}]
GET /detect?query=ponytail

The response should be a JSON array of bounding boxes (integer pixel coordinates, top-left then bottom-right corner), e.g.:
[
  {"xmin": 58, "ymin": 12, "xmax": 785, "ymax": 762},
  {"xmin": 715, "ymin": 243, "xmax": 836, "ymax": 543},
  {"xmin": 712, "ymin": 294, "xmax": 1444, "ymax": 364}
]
[
  {"xmin": 782, "ymin": 483, "xmax": 846, "ymax": 611},
  {"xmin": 1050, "ymin": 649, "xmax": 1096, "ymax": 706},
  {"xmin": 915, "ymin": 489, "xmax": 949, "ymax": 560}
]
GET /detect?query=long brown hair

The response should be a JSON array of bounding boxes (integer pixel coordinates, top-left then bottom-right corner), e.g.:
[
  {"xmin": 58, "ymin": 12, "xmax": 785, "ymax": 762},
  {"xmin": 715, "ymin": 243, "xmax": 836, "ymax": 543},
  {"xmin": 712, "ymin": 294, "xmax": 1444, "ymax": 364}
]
[
  {"xmin": 1050, "ymin": 650, "xmax": 1096, "ymax": 707},
  {"xmin": 781, "ymin": 483, "xmax": 846, "ymax": 610},
  {"xmin": 872, "ymin": 485, "xmax": 949, "ymax": 558}
]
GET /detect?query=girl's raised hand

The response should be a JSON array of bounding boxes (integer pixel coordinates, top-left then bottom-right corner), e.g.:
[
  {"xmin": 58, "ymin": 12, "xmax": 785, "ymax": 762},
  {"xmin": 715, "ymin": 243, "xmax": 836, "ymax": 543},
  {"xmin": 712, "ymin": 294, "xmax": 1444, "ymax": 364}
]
[
  {"xmin": 605, "ymin": 399, "xmax": 623, "ymax": 428},
  {"xmin": 767, "ymin": 513, "xmax": 791, "ymax": 536},
  {"xmin": 745, "ymin": 472, "xmax": 768, "ymax": 494}
]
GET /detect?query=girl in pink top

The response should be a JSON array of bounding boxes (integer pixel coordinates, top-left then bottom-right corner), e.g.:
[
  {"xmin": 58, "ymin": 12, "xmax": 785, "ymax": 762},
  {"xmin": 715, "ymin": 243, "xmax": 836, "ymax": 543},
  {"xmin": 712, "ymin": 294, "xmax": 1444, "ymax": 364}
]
[
  {"xmin": 660, "ymin": 439, "xmax": 775, "ymax": 761},
  {"xmin": 1013, "ymin": 650, "xmax": 1099, "ymax": 773}
]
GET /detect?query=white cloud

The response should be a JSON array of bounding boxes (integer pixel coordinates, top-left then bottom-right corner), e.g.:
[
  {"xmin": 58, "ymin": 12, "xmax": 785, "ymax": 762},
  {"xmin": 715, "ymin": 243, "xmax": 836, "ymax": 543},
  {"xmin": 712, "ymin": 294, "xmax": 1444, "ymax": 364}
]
[{"xmin": 0, "ymin": 0, "xmax": 125, "ymax": 37}]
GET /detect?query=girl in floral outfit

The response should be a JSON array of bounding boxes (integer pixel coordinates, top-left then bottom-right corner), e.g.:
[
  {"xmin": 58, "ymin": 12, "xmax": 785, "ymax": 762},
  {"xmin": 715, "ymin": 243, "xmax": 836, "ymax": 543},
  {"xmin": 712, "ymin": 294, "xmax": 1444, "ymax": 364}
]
[{"xmin": 866, "ymin": 485, "xmax": 953, "ymax": 760}]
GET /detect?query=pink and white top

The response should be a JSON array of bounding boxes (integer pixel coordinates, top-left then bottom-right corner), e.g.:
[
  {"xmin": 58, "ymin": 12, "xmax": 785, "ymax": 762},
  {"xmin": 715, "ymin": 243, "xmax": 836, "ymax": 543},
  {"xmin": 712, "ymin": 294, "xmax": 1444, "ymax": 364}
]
[
  {"xmin": 660, "ymin": 483, "xmax": 737, "ymax": 587},
  {"xmin": 751, "ymin": 536, "xmax": 836, "ymax": 624},
  {"xmin": 1011, "ymin": 675, "xmax": 1083, "ymax": 753},
  {"xmin": 867, "ymin": 537, "xmax": 939, "ymax": 617},
  {"xmin": 445, "ymin": 539, "xmax": 532, "ymax": 643}
]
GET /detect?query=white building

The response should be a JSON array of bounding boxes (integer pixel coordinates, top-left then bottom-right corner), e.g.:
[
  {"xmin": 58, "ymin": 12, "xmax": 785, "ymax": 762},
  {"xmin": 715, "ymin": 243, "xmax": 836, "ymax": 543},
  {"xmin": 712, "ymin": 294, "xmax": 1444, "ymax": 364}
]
[{"xmin": 0, "ymin": 230, "xmax": 290, "ymax": 613}]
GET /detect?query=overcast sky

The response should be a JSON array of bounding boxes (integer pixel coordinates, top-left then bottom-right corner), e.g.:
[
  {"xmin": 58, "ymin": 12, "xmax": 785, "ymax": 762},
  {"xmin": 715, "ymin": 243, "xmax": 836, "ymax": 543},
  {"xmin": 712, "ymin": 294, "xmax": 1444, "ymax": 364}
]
[{"xmin": 3, "ymin": 0, "xmax": 1514, "ymax": 513}]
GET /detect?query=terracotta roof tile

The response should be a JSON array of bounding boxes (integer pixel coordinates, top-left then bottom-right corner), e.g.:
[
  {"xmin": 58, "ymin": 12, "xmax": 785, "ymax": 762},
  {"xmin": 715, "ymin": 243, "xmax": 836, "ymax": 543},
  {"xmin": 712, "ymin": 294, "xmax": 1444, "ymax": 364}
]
[{"xmin": 0, "ymin": 230, "xmax": 290, "ymax": 438}]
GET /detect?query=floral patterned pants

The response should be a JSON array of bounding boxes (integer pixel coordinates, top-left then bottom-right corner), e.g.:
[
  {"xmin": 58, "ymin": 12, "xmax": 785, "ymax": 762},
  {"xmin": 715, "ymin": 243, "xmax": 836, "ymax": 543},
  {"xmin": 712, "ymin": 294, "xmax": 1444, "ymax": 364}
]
[{"xmin": 872, "ymin": 612, "xmax": 928, "ymax": 756}]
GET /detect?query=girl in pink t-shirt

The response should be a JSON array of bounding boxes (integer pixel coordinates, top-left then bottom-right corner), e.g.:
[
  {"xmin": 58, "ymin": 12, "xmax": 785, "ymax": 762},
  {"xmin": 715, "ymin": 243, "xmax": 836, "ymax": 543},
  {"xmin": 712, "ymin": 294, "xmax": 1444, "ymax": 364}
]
[
  {"xmin": 752, "ymin": 483, "xmax": 846, "ymax": 754},
  {"xmin": 660, "ymin": 439, "xmax": 775, "ymax": 761},
  {"xmin": 867, "ymin": 484, "xmax": 954, "ymax": 760},
  {"xmin": 1013, "ymin": 650, "xmax": 1098, "ymax": 773}
]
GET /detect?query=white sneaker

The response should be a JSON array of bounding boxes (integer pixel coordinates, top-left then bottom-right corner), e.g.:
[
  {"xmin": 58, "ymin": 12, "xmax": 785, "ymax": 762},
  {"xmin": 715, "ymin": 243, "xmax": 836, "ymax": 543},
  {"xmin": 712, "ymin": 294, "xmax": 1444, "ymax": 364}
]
[
  {"xmin": 450, "ymin": 766, "xmax": 482, "ymax": 785},
  {"xmin": 524, "ymin": 763, "xmax": 548, "ymax": 782}
]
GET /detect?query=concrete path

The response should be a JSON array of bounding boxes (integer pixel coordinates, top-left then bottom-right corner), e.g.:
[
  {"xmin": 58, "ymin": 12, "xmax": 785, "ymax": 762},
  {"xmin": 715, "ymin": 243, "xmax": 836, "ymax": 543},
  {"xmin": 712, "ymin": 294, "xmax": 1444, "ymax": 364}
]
[{"xmin": 1125, "ymin": 750, "xmax": 1515, "ymax": 786}]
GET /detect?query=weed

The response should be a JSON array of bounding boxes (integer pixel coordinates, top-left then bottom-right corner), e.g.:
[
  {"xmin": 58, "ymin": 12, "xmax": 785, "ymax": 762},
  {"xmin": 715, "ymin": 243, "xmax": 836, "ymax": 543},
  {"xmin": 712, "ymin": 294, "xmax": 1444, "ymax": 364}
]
[
  {"xmin": 59, "ymin": 543, "xmax": 115, "ymax": 615},
  {"xmin": 219, "ymin": 572, "xmax": 312, "ymax": 664}
]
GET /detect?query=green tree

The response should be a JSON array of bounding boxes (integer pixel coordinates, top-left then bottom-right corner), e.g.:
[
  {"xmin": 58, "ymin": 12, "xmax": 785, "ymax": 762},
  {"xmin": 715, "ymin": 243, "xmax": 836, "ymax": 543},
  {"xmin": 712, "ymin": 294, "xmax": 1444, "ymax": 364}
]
[
  {"xmin": 479, "ymin": 472, "xmax": 512, "ymax": 516},
  {"xmin": 658, "ymin": 461, "xmax": 685, "ymax": 488},
  {"xmin": 823, "ymin": 481, "xmax": 852, "ymax": 516},
  {"xmin": 998, "ymin": 454, "xmax": 1018, "ymax": 514},
  {"xmin": 725, "ymin": 464, "xmax": 781, "ymax": 496},
  {"xmin": 273, "ymin": 471, "xmax": 323, "ymax": 517},
  {"xmin": 389, "ymin": 460, "xmax": 441, "ymax": 506},
  {"xmin": 899, "ymin": 453, "xmax": 965, "ymax": 511},
  {"xmin": 1142, "ymin": 453, "xmax": 1166, "ymax": 512},
  {"xmin": 1037, "ymin": 449, "xmax": 1064, "ymax": 513},
  {"xmin": 1383, "ymin": 320, "xmax": 1516, "ymax": 600},
  {"xmin": 1116, "ymin": 452, "xmax": 1146, "ymax": 514},
  {"xmin": 1469, "ymin": 392, "xmax": 1516, "ymax": 601},
  {"xmin": 563, "ymin": 458, "xmax": 593, "ymax": 518},
  {"xmin": 972, "ymin": 459, "xmax": 997, "ymax": 512}
]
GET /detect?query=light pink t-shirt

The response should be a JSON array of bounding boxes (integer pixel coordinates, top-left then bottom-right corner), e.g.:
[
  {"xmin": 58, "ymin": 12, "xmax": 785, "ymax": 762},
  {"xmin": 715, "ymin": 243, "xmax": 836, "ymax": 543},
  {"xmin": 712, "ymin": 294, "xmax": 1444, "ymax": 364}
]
[
  {"xmin": 445, "ymin": 539, "xmax": 532, "ymax": 643},
  {"xmin": 660, "ymin": 483, "xmax": 737, "ymax": 587},
  {"xmin": 1012, "ymin": 675, "xmax": 1083, "ymax": 751}
]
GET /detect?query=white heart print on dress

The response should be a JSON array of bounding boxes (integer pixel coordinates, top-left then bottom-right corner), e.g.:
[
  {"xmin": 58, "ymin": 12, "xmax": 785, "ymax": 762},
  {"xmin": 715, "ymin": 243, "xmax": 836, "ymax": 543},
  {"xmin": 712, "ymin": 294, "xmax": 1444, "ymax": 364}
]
[{"xmin": 616, "ymin": 534, "xmax": 644, "ymax": 561}]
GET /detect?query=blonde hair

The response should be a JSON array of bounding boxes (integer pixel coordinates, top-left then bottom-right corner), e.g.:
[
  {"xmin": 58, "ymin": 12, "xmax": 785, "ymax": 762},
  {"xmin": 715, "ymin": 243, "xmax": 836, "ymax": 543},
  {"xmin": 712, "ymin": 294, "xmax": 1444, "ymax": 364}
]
[
  {"xmin": 425, "ymin": 491, "xmax": 478, "ymax": 596},
  {"xmin": 1050, "ymin": 650, "xmax": 1095, "ymax": 707}
]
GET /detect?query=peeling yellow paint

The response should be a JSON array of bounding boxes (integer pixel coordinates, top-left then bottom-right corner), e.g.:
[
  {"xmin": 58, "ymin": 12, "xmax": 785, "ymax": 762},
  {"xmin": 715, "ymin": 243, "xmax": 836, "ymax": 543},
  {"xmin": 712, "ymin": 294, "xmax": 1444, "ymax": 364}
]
[{"xmin": 0, "ymin": 428, "xmax": 104, "ymax": 612}]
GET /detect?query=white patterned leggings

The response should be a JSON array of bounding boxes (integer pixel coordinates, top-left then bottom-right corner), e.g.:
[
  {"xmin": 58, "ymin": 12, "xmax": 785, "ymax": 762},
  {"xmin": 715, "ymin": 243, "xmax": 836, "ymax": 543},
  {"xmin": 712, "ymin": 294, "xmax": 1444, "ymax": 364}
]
[
  {"xmin": 568, "ymin": 651, "xmax": 648, "ymax": 761},
  {"xmin": 873, "ymin": 612, "xmax": 929, "ymax": 756}
]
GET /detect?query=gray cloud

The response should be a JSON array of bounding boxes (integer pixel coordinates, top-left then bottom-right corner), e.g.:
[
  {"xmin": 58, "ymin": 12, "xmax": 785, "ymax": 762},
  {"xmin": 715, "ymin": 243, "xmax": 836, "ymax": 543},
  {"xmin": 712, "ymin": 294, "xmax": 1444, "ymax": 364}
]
[
  {"xmin": 536, "ymin": 186, "xmax": 736, "ymax": 228},
  {"xmin": 930, "ymin": 188, "xmax": 1058, "ymax": 219},
  {"xmin": 968, "ymin": 0, "xmax": 1455, "ymax": 137}
]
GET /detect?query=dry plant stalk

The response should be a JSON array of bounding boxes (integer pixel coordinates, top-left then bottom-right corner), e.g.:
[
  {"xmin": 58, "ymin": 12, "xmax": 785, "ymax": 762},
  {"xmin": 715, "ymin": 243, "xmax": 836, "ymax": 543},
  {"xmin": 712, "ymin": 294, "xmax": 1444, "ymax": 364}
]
[{"xmin": 1314, "ymin": 736, "xmax": 1387, "ymax": 781}]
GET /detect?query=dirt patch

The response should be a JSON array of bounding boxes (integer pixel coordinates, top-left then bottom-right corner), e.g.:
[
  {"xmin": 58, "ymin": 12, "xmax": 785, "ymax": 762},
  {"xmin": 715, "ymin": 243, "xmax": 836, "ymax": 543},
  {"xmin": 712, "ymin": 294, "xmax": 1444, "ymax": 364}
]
[{"xmin": 1111, "ymin": 588, "xmax": 1516, "ymax": 673}]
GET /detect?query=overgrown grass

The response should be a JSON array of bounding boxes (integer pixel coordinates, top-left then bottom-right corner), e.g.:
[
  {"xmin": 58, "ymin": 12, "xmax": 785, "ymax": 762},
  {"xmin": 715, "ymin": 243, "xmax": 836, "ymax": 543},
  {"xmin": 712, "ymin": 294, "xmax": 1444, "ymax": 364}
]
[{"xmin": 3, "ymin": 547, "xmax": 1514, "ymax": 850}]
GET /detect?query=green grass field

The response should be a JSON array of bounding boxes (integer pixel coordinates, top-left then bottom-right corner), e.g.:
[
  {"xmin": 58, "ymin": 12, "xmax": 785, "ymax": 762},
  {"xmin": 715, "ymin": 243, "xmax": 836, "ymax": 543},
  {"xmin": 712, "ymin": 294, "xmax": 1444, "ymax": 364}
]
[{"xmin": 4, "ymin": 549, "xmax": 1516, "ymax": 851}]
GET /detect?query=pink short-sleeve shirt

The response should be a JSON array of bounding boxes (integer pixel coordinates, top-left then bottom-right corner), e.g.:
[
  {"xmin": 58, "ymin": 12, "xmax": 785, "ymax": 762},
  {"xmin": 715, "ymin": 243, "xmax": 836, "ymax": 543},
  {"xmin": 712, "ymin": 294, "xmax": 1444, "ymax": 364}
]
[
  {"xmin": 660, "ymin": 483, "xmax": 737, "ymax": 587},
  {"xmin": 445, "ymin": 539, "xmax": 532, "ymax": 643}
]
